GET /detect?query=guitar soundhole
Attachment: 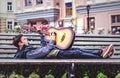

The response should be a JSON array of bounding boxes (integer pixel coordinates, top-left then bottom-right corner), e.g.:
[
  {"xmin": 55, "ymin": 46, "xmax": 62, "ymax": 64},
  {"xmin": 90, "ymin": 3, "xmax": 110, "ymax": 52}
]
[{"xmin": 61, "ymin": 33, "xmax": 66, "ymax": 42}]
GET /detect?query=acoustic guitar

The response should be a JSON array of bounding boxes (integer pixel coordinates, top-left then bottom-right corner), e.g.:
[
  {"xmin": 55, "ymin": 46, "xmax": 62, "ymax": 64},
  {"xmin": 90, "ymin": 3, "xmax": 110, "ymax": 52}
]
[{"xmin": 44, "ymin": 27, "xmax": 75, "ymax": 50}]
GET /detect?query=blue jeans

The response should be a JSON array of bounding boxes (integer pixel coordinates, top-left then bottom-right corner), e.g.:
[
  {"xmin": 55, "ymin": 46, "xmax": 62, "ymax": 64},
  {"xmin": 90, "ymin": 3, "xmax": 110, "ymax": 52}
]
[
  {"xmin": 57, "ymin": 48, "xmax": 103, "ymax": 59},
  {"xmin": 40, "ymin": 36, "xmax": 103, "ymax": 59}
]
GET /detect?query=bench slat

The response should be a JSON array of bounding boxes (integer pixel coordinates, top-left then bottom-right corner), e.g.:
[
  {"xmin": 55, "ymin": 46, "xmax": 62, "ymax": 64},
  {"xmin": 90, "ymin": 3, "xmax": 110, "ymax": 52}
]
[
  {"xmin": 0, "ymin": 54, "xmax": 14, "ymax": 59},
  {"xmin": 75, "ymin": 37, "xmax": 120, "ymax": 42},
  {"xmin": 74, "ymin": 42, "xmax": 120, "ymax": 46},
  {"xmin": 1, "ymin": 41, "xmax": 120, "ymax": 46},
  {"xmin": 0, "ymin": 59, "xmax": 120, "ymax": 64},
  {"xmin": 0, "ymin": 50, "xmax": 16, "ymax": 54},
  {"xmin": 76, "ymin": 34, "xmax": 120, "ymax": 38}
]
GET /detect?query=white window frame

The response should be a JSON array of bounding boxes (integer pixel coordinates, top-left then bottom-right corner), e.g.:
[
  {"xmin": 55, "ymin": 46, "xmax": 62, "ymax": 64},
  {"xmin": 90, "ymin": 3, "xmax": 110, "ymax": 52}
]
[
  {"xmin": 7, "ymin": 21, "xmax": 13, "ymax": 30},
  {"xmin": 111, "ymin": 15, "xmax": 120, "ymax": 24},
  {"xmin": 36, "ymin": 0, "xmax": 43, "ymax": 5},
  {"xmin": 65, "ymin": 2, "xmax": 72, "ymax": 17},
  {"xmin": 25, "ymin": 0, "xmax": 32, "ymax": 6},
  {"xmin": 7, "ymin": 2, "xmax": 12, "ymax": 11}
]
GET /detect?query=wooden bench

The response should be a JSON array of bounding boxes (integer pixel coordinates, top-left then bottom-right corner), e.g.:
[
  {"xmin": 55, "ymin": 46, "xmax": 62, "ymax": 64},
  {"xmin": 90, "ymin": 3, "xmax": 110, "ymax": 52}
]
[
  {"xmin": 0, "ymin": 33, "xmax": 120, "ymax": 78},
  {"xmin": 0, "ymin": 33, "xmax": 120, "ymax": 64},
  {"xmin": 0, "ymin": 33, "xmax": 120, "ymax": 59}
]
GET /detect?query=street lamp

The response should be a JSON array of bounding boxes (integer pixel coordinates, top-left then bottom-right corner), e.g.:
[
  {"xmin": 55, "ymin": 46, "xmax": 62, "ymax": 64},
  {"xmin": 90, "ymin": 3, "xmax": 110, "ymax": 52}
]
[{"xmin": 86, "ymin": 5, "xmax": 90, "ymax": 31}]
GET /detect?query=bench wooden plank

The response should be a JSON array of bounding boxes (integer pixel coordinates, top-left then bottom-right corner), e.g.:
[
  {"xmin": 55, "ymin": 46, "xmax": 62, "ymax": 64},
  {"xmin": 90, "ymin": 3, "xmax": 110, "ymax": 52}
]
[
  {"xmin": 1, "ymin": 41, "xmax": 120, "ymax": 45},
  {"xmin": 75, "ymin": 38, "xmax": 120, "ymax": 42},
  {"xmin": 73, "ymin": 42, "xmax": 120, "ymax": 46},
  {"xmin": 76, "ymin": 34, "xmax": 120, "ymax": 38},
  {"xmin": 0, "ymin": 50, "xmax": 16, "ymax": 54},
  {"xmin": 0, "ymin": 54, "xmax": 14, "ymax": 59},
  {"xmin": 0, "ymin": 45, "xmax": 16, "ymax": 48},
  {"xmin": 0, "ymin": 59, "xmax": 120, "ymax": 64},
  {"xmin": 0, "ymin": 41, "xmax": 41, "ymax": 45}
]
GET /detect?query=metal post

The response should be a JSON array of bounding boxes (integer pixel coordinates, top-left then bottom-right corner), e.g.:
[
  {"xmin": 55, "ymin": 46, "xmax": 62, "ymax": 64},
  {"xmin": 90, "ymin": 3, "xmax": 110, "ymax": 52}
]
[
  {"xmin": 67, "ymin": 63, "xmax": 75, "ymax": 78},
  {"xmin": 86, "ymin": 5, "xmax": 90, "ymax": 31}
]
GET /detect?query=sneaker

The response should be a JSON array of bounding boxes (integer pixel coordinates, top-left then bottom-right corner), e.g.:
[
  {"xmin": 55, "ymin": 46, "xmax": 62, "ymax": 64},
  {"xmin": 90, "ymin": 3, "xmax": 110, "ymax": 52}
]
[
  {"xmin": 106, "ymin": 48, "xmax": 115, "ymax": 58},
  {"xmin": 101, "ymin": 44, "xmax": 115, "ymax": 58}
]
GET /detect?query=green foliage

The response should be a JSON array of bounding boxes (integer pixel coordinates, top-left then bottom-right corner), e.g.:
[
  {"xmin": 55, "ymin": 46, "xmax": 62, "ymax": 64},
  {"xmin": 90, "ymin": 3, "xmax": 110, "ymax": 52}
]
[
  {"xmin": 61, "ymin": 72, "xmax": 67, "ymax": 78},
  {"xmin": 44, "ymin": 74, "xmax": 55, "ymax": 78},
  {"xmin": 6, "ymin": 25, "xmax": 22, "ymax": 33},
  {"xmin": 0, "ymin": 74, "xmax": 6, "ymax": 78},
  {"xmin": 14, "ymin": 26, "xmax": 22, "ymax": 33},
  {"xmin": 9, "ymin": 73, "xmax": 24, "ymax": 78},
  {"xmin": 6, "ymin": 29, "xmax": 15, "ymax": 33},
  {"xmin": 96, "ymin": 72, "xmax": 108, "ymax": 78},
  {"xmin": 28, "ymin": 72, "xmax": 40, "ymax": 78},
  {"xmin": 83, "ymin": 73, "xmax": 89, "ymax": 78},
  {"xmin": 115, "ymin": 72, "xmax": 120, "ymax": 78}
]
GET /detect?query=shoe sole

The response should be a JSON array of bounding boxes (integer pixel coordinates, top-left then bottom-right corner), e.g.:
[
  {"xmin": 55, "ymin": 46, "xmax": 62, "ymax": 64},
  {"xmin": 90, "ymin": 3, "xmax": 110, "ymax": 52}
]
[
  {"xmin": 103, "ymin": 44, "xmax": 113, "ymax": 58},
  {"xmin": 107, "ymin": 48, "xmax": 115, "ymax": 58}
]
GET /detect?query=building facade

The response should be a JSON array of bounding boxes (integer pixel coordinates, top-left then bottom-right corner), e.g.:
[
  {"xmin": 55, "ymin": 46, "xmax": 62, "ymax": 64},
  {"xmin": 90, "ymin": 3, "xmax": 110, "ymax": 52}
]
[
  {"xmin": 76, "ymin": 0, "xmax": 120, "ymax": 34},
  {"xmin": 15, "ymin": 0, "xmax": 60, "ymax": 32},
  {"xmin": 0, "ymin": 0, "xmax": 17, "ymax": 32},
  {"xmin": 15, "ymin": 0, "xmax": 120, "ymax": 34}
]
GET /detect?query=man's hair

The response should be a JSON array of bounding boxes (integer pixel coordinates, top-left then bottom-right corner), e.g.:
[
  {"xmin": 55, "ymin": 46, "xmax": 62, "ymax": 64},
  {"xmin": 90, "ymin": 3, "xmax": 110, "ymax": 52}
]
[{"xmin": 13, "ymin": 34, "xmax": 23, "ymax": 48}]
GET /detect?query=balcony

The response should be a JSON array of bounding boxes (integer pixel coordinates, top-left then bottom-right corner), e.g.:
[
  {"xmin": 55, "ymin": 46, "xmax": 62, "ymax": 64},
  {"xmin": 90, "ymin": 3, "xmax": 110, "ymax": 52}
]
[{"xmin": 15, "ymin": 8, "xmax": 59, "ymax": 22}]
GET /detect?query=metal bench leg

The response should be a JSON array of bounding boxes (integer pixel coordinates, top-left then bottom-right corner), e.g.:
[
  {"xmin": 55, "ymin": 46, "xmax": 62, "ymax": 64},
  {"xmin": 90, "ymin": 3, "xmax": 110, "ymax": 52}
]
[{"xmin": 67, "ymin": 63, "xmax": 75, "ymax": 78}]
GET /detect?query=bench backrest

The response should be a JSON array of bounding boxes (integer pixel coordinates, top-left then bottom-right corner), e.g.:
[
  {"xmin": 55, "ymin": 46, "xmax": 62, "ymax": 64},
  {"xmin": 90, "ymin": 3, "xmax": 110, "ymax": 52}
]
[{"xmin": 0, "ymin": 33, "xmax": 120, "ymax": 59}]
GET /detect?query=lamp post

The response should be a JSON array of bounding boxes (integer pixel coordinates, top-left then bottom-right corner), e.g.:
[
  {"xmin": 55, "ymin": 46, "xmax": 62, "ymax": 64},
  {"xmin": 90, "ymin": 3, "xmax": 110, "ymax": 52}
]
[{"xmin": 86, "ymin": 5, "xmax": 90, "ymax": 31}]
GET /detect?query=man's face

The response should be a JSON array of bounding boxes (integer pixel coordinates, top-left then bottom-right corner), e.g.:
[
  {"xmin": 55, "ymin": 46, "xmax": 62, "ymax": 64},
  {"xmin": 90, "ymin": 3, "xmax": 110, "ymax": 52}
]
[{"xmin": 18, "ymin": 36, "xmax": 29, "ymax": 46}]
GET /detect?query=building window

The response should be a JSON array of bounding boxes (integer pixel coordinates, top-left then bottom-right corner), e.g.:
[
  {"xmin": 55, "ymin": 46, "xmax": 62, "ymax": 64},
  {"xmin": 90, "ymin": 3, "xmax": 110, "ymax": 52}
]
[
  {"xmin": 87, "ymin": 17, "xmax": 95, "ymax": 33},
  {"xmin": 65, "ymin": 2, "xmax": 72, "ymax": 17},
  {"xmin": 111, "ymin": 15, "xmax": 120, "ymax": 34},
  {"xmin": 25, "ymin": 0, "xmax": 32, "ymax": 6},
  {"xmin": 112, "ymin": 26, "xmax": 120, "ymax": 34},
  {"xmin": 36, "ymin": 0, "xmax": 43, "ymax": 5},
  {"xmin": 14, "ymin": 22, "xmax": 18, "ymax": 26},
  {"xmin": 89, "ymin": 17, "xmax": 95, "ymax": 30},
  {"xmin": 111, "ymin": 15, "xmax": 120, "ymax": 23},
  {"xmin": 7, "ymin": 2, "xmax": 12, "ymax": 11},
  {"xmin": 7, "ymin": 21, "xmax": 13, "ymax": 30}
]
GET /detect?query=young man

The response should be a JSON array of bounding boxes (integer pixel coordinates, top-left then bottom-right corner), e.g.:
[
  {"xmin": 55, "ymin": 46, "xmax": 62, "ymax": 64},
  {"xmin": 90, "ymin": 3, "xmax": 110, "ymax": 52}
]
[{"xmin": 13, "ymin": 34, "xmax": 115, "ymax": 59}]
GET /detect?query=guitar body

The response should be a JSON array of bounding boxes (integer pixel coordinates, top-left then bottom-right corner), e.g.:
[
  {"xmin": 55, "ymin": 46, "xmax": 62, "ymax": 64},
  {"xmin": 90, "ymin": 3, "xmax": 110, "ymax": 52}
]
[{"xmin": 45, "ymin": 27, "xmax": 75, "ymax": 50}]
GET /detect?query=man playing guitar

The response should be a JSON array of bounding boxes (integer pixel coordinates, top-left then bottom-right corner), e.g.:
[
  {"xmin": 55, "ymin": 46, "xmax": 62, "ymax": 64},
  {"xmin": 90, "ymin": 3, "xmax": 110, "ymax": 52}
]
[{"xmin": 13, "ymin": 25, "xmax": 115, "ymax": 59}]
